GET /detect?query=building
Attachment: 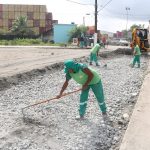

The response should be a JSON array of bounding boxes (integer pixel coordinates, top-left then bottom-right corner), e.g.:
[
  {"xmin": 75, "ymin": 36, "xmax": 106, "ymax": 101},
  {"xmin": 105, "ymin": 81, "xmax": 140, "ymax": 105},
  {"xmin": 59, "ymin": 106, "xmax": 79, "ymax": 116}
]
[
  {"xmin": 0, "ymin": 4, "xmax": 57, "ymax": 35},
  {"xmin": 113, "ymin": 31, "xmax": 124, "ymax": 38},
  {"xmin": 53, "ymin": 24, "xmax": 77, "ymax": 43},
  {"xmin": 148, "ymin": 20, "xmax": 150, "ymax": 45}
]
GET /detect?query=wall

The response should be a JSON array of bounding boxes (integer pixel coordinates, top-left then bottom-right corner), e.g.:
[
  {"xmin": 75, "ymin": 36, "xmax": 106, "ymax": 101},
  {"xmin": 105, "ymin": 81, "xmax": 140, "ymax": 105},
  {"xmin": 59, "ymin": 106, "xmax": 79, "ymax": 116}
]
[{"xmin": 53, "ymin": 24, "xmax": 76, "ymax": 43}]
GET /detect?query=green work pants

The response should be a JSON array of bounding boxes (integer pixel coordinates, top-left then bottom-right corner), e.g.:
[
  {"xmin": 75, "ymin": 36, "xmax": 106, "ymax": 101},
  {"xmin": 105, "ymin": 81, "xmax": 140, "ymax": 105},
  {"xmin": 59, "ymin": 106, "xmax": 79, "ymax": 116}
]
[
  {"xmin": 80, "ymin": 41, "xmax": 84, "ymax": 48},
  {"xmin": 90, "ymin": 53, "xmax": 98, "ymax": 64},
  {"xmin": 132, "ymin": 55, "xmax": 140, "ymax": 67},
  {"xmin": 79, "ymin": 80, "xmax": 106, "ymax": 116}
]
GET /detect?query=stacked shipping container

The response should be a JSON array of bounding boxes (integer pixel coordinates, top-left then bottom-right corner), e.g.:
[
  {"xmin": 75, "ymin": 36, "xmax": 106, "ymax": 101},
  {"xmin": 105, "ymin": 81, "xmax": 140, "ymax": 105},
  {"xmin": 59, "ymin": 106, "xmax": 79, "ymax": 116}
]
[{"xmin": 0, "ymin": 4, "xmax": 54, "ymax": 35}]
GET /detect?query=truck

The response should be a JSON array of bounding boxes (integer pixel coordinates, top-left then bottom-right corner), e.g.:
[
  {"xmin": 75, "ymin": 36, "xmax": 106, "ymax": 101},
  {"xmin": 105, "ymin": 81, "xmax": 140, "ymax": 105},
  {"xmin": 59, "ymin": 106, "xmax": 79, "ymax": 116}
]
[{"xmin": 131, "ymin": 28, "xmax": 150, "ymax": 52}]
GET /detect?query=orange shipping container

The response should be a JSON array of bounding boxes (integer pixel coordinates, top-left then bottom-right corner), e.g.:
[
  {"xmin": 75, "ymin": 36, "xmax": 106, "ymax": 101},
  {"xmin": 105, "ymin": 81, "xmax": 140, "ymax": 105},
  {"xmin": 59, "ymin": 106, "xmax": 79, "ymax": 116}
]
[
  {"xmin": 33, "ymin": 5, "xmax": 40, "ymax": 12},
  {"xmin": 27, "ymin": 20, "xmax": 33, "ymax": 27},
  {"xmin": 33, "ymin": 19, "xmax": 40, "ymax": 27},
  {"xmin": 2, "ymin": 4, "xmax": 9, "ymax": 11},
  {"xmin": 21, "ymin": 5, "xmax": 28, "ymax": 12},
  {"xmin": 9, "ymin": 11, "xmax": 15, "ymax": 19},
  {"xmin": 3, "ymin": 27, "xmax": 9, "ymax": 31},
  {"xmin": 27, "ymin": 5, "xmax": 33, "ymax": 12},
  {"xmin": 3, "ymin": 19, "xmax": 8, "ymax": 27},
  {"xmin": 3, "ymin": 12, "xmax": 8, "ymax": 19},
  {"xmin": 8, "ymin": 19, "xmax": 13, "ymax": 28},
  {"xmin": 40, "ymin": 13, "xmax": 45, "ymax": 19},
  {"xmin": 8, "ymin": 5, "xmax": 15, "ymax": 11},
  {"xmin": 40, "ymin": 20, "xmax": 45, "ymax": 27},
  {"xmin": 34, "ymin": 12, "xmax": 40, "ymax": 19},
  {"xmin": 15, "ymin": 5, "xmax": 21, "ymax": 11},
  {"xmin": 40, "ymin": 5, "xmax": 46, "ymax": 12},
  {"xmin": 0, "ymin": 19, "xmax": 3, "ymax": 27},
  {"xmin": 15, "ymin": 12, "xmax": 21, "ymax": 19},
  {"xmin": 0, "ymin": 4, "xmax": 2, "ymax": 11},
  {"xmin": 33, "ymin": 27, "xmax": 39, "ymax": 35},
  {"xmin": 46, "ymin": 13, "xmax": 52, "ymax": 20},
  {"xmin": 20, "ymin": 5, "xmax": 24, "ymax": 12},
  {"xmin": 0, "ymin": 12, "xmax": 3, "ymax": 19},
  {"xmin": 27, "ymin": 12, "xmax": 33, "ymax": 20},
  {"xmin": 20, "ymin": 12, "xmax": 27, "ymax": 17}
]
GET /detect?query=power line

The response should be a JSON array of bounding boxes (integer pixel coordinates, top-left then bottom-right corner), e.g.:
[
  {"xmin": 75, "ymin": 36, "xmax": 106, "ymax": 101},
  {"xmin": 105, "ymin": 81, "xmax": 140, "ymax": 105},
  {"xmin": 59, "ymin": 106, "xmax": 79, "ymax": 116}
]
[
  {"xmin": 98, "ymin": 0, "xmax": 113, "ymax": 12},
  {"xmin": 99, "ymin": 13, "xmax": 150, "ymax": 22},
  {"xmin": 66, "ymin": 0, "xmax": 94, "ymax": 6},
  {"xmin": 105, "ymin": 8, "xmax": 150, "ymax": 17}
]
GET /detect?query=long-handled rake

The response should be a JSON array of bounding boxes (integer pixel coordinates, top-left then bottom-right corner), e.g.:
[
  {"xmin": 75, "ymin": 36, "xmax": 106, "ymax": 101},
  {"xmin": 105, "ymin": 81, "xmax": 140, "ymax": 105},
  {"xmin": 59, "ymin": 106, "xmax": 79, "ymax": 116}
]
[
  {"xmin": 22, "ymin": 88, "xmax": 81, "ymax": 118},
  {"xmin": 98, "ymin": 56, "xmax": 107, "ymax": 67}
]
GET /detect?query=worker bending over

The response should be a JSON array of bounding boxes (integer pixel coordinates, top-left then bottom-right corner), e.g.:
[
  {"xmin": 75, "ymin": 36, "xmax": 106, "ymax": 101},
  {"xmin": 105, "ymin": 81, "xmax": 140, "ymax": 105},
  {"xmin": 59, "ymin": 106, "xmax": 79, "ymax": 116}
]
[
  {"xmin": 57, "ymin": 59, "xmax": 107, "ymax": 120},
  {"xmin": 90, "ymin": 43, "xmax": 102, "ymax": 66}
]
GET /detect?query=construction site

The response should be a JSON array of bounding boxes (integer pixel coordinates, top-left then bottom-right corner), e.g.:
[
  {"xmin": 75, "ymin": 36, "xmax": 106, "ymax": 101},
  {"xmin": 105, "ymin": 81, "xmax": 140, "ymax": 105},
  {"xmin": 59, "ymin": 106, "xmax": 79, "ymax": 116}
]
[
  {"xmin": 0, "ymin": 45, "xmax": 150, "ymax": 150},
  {"xmin": 1, "ymin": 0, "xmax": 150, "ymax": 150}
]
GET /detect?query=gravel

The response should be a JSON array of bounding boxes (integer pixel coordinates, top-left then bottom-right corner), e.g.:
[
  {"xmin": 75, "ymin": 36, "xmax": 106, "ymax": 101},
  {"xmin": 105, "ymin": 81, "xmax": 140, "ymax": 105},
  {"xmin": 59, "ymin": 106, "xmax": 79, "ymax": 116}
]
[{"xmin": 0, "ymin": 53, "xmax": 149, "ymax": 150}]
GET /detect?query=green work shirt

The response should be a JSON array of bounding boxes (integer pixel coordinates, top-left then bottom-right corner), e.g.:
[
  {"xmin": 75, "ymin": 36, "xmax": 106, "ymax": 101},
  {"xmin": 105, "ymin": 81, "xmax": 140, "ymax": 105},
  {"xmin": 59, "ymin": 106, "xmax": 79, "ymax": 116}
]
[
  {"xmin": 134, "ymin": 45, "xmax": 141, "ymax": 55},
  {"xmin": 90, "ymin": 44, "xmax": 100, "ymax": 54},
  {"xmin": 66, "ymin": 66, "xmax": 100, "ymax": 85}
]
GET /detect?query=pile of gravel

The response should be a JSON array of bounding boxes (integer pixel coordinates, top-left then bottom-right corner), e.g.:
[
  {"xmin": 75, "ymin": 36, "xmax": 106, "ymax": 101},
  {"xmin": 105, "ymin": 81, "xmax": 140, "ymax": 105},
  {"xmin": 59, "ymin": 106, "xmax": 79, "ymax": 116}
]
[{"xmin": 0, "ymin": 54, "xmax": 149, "ymax": 150}]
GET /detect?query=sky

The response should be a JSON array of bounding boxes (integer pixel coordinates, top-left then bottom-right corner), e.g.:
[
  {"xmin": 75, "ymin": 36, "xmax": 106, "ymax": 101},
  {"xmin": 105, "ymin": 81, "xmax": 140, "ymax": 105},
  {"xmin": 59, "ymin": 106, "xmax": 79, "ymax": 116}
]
[{"xmin": 1, "ymin": 0, "xmax": 150, "ymax": 33}]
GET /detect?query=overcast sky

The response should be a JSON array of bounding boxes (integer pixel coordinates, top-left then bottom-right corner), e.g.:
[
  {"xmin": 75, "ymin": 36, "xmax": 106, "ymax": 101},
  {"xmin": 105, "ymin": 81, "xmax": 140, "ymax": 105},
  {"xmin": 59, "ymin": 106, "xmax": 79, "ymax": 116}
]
[{"xmin": 1, "ymin": 0, "xmax": 150, "ymax": 33}]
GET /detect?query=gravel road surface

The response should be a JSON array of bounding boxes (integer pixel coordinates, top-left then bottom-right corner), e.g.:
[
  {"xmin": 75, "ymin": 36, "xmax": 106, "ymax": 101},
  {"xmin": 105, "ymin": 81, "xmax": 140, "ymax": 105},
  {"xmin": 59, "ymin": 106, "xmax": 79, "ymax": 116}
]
[{"xmin": 0, "ymin": 50, "xmax": 149, "ymax": 150}]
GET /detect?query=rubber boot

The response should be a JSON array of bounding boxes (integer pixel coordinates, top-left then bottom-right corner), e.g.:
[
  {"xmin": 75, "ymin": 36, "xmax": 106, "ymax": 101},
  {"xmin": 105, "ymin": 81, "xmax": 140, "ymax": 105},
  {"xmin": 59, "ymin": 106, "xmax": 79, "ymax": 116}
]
[
  {"xmin": 75, "ymin": 115, "xmax": 84, "ymax": 120},
  {"xmin": 96, "ymin": 63, "xmax": 100, "ymax": 66}
]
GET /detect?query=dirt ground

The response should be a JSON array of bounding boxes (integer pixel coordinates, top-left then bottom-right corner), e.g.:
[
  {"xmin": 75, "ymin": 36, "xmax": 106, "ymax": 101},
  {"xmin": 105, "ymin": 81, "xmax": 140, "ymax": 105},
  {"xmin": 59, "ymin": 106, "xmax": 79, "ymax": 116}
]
[
  {"xmin": 0, "ymin": 52, "xmax": 148, "ymax": 150},
  {"xmin": 0, "ymin": 47, "xmax": 90, "ymax": 78},
  {"xmin": 0, "ymin": 45, "xmax": 149, "ymax": 150},
  {"xmin": 0, "ymin": 46, "xmax": 126, "ymax": 78}
]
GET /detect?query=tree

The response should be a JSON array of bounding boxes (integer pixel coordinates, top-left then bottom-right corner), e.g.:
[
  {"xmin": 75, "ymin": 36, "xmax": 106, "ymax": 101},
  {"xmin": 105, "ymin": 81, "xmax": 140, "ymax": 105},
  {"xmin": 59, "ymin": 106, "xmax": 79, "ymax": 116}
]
[
  {"xmin": 68, "ymin": 25, "xmax": 88, "ymax": 42},
  {"xmin": 11, "ymin": 16, "xmax": 35, "ymax": 38},
  {"xmin": 130, "ymin": 24, "xmax": 145, "ymax": 32}
]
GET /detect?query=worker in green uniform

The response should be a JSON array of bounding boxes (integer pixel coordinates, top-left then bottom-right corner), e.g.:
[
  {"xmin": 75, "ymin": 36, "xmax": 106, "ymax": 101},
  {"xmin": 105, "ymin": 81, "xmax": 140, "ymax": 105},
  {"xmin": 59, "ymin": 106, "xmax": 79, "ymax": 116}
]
[
  {"xmin": 57, "ymin": 59, "xmax": 107, "ymax": 119},
  {"xmin": 132, "ymin": 44, "xmax": 141, "ymax": 68},
  {"xmin": 90, "ymin": 43, "xmax": 102, "ymax": 66}
]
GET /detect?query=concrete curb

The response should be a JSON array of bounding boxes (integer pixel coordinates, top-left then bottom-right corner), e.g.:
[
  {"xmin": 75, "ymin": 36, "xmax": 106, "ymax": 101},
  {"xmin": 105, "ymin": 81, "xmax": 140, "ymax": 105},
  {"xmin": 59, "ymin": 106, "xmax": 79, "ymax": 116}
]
[
  {"xmin": 0, "ymin": 45, "xmax": 91, "ymax": 49},
  {"xmin": 119, "ymin": 58, "xmax": 150, "ymax": 150}
]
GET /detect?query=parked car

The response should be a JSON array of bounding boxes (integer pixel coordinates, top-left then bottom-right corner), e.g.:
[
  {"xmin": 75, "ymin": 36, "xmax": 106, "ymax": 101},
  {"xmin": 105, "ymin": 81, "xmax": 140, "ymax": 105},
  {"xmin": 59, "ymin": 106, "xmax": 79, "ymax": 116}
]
[
  {"xmin": 109, "ymin": 38, "xmax": 120, "ymax": 45},
  {"xmin": 118, "ymin": 39, "xmax": 129, "ymax": 46}
]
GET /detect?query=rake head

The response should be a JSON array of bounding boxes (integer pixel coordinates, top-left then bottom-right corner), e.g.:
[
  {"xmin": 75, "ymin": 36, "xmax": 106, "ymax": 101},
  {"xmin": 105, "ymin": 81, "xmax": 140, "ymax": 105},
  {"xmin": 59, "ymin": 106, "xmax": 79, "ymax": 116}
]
[{"xmin": 103, "ymin": 64, "xmax": 107, "ymax": 67}]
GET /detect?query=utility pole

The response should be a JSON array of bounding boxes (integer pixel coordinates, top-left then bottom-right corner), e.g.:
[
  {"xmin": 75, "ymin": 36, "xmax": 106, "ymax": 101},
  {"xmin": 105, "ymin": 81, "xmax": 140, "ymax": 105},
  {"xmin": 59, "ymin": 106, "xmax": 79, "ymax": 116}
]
[
  {"xmin": 125, "ymin": 7, "xmax": 130, "ymax": 40},
  {"xmin": 94, "ymin": 0, "xmax": 98, "ymax": 45},
  {"xmin": 95, "ymin": 0, "xmax": 97, "ymax": 33}
]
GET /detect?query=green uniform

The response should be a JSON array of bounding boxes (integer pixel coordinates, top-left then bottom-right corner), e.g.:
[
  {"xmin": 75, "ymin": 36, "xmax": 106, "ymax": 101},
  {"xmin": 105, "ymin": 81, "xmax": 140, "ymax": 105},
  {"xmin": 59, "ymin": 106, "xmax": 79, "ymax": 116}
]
[
  {"xmin": 132, "ymin": 45, "xmax": 141, "ymax": 68},
  {"xmin": 64, "ymin": 60, "xmax": 106, "ymax": 117},
  {"xmin": 90, "ymin": 44, "xmax": 100, "ymax": 65}
]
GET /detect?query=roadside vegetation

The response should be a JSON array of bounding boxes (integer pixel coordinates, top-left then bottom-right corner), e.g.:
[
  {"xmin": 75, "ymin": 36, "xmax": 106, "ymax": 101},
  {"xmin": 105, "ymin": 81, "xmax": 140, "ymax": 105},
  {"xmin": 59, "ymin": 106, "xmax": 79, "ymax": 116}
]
[
  {"xmin": 68, "ymin": 25, "xmax": 88, "ymax": 42},
  {"xmin": 0, "ymin": 39, "xmax": 64, "ymax": 46}
]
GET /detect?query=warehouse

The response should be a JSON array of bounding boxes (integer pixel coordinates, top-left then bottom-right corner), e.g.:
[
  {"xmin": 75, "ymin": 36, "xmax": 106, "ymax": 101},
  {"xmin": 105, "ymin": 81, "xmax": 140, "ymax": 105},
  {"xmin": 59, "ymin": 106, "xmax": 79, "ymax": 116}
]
[{"xmin": 0, "ymin": 4, "xmax": 58, "ymax": 35}]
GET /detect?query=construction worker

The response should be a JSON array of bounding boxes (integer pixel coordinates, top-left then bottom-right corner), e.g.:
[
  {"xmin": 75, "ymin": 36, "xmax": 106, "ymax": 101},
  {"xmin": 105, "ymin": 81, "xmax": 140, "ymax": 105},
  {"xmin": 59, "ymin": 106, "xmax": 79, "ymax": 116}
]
[
  {"xmin": 131, "ymin": 44, "xmax": 141, "ymax": 68},
  {"xmin": 90, "ymin": 43, "xmax": 102, "ymax": 66},
  {"xmin": 57, "ymin": 59, "xmax": 107, "ymax": 120}
]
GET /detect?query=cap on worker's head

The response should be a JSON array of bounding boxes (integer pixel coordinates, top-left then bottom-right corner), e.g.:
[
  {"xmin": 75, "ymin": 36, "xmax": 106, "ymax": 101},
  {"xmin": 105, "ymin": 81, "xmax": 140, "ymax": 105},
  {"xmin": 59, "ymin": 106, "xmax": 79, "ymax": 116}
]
[{"xmin": 64, "ymin": 59, "xmax": 75, "ymax": 73}]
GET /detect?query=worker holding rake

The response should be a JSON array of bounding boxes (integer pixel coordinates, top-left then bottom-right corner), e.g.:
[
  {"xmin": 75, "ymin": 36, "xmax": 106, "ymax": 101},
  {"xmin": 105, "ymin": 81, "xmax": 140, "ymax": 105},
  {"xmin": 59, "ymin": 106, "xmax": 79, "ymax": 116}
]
[
  {"xmin": 90, "ymin": 43, "xmax": 103, "ymax": 66},
  {"xmin": 131, "ymin": 44, "xmax": 141, "ymax": 68},
  {"xmin": 57, "ymin": 59, "xmax": 107, "ymax": 120}
]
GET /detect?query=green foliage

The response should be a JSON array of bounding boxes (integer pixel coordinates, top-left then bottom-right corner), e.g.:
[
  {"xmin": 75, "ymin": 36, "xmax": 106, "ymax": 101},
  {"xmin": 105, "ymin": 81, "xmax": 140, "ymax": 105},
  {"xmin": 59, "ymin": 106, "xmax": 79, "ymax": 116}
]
[
  {"xmin": 0, "ymin": 38, "xmax": 67, "ymax": 46},
  {"xmin": 130, "ymin": 24, "xmax": 145, "ymax": 32},
  {"xmin": 68, "ymin": 25, "xmax": 88, "ymax": 42},
  {"xmin": 11, "ymin": 16, "xmax": 35, "ymax": 37}
]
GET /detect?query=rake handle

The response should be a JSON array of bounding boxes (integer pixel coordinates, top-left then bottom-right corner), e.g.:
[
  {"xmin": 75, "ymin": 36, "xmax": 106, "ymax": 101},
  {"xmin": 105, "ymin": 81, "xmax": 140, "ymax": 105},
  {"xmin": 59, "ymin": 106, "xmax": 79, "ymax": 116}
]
[{"xmin": 22, "ymin": 88, "xmax": 81, "ymax": 110}]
